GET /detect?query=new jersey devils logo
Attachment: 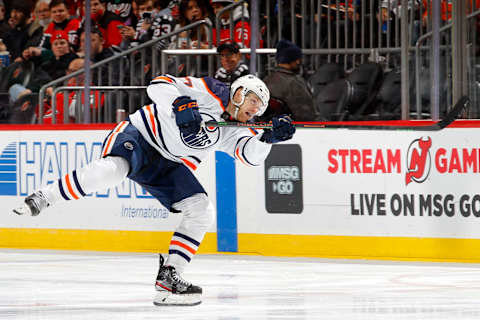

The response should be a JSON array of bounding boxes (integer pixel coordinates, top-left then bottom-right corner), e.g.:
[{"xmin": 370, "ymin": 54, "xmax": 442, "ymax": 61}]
[{"xmin": 405, "ymin": 137, "xmax": 432, "ymax": 185}]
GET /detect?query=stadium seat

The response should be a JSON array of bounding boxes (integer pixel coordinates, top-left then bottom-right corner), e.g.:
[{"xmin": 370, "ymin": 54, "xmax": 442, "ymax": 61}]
[
  {"xmin": 315, "ymin": 78, "xmax": 351, "ymax": 121},
  {"xmin": 375, "ymin": 70, "xmax": 402, "ymax": 119},
  {"xmin": 308, "ymin": 62, "xmax": 345, "ymax": 100},
  {"xmin": 344, "ymin": 62, "xmax": 384, "ymax": 119}
]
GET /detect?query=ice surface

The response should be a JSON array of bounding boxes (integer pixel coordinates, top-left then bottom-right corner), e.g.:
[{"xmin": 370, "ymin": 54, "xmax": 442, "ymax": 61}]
[{"xmin": 1, "ymin": 250, "xmax": 480, "ymax": 320}]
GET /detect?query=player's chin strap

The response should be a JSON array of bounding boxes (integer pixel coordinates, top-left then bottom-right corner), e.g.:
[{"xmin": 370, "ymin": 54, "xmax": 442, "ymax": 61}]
[
  {"xmin": 222, "ymin": 99, "xmax": 244, "ymax": 121},
  {"xmin": 231, "ymin": 94, "xmax": 247, "ymax": 120},
  {"xmin": 232, "ymin": 105, "xmax": 241, "ymax": 120}
]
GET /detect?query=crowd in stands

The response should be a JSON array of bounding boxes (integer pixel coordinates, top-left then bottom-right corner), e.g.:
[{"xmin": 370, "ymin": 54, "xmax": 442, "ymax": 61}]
[
  {"xmin": 0, "ymin": 0, "xmax": 476, "ymax": 124},
  {"xmin": 0, "ymin": 0, "xmax": 255, "ymax": 124}
]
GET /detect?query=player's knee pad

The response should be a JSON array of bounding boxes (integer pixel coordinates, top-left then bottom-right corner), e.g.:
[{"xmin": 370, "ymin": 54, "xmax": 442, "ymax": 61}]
[
  {"xmin": 173, "ymin": 193, "xmax": 214, "ymax": 231},
  {"xmin": 77, "ymin": 156, "xmax": 130, "ymax": 192}
]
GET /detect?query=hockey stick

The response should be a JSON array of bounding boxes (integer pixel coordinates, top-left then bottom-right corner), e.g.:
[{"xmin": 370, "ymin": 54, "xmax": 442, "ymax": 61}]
[{"xmin": 206, "ymin": 96, "xmax": 469, "ymax": 131}]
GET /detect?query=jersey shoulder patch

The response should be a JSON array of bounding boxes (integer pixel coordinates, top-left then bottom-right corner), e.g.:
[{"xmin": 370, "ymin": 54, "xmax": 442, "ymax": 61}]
[
  {"xmin": 150, "ymin": 75, "xmax": 176, "ymax": 85},
  {"xmin": 202, "ymin": 77, "xmax": 230, "ymax": 109}
]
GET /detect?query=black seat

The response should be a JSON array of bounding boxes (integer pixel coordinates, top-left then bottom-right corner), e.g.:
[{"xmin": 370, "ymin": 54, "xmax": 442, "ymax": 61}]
[
  {"xmin": 375, "ymin": 70, "xmax": 402, "ymax": 119},
  {"xmin": 345, "ymin": 62, "xmax": 384, "ymax": 119},
  {"xmin": 308, "ymin": 62, "xmax": 345, "ymax": 100},
  {"xmin": 315, "ymin": 79, "xmax": 351, "ymax": 121}
]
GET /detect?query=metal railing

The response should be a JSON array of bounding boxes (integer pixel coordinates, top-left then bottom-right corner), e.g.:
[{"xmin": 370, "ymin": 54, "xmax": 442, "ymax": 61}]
[
  {"xmin": 38, "ymin": 19, "xmax": 213, "ymax": 123},
  {"xmin": 33, "ymin": 0, "xmax": 479, "ymax": 124}
]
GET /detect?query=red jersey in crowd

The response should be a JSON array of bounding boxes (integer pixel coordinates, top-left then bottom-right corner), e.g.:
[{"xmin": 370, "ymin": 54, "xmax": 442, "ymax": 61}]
[
  {"xmin": 42, "ymin": 91, "xmax": 105, "ymax": 124},
  {"xmin": 212, "ymin": 20, "xmax": 260, "ymax": 48},
  {"xmin": 40, "ymin": 18, "xmax": 81, "ymax": 50}
]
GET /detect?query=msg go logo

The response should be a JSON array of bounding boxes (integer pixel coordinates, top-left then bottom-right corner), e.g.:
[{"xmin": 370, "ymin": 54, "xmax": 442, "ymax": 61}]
[{"xmin": 267, "ymin": 166, "xmax": 300, "ymax": 195}]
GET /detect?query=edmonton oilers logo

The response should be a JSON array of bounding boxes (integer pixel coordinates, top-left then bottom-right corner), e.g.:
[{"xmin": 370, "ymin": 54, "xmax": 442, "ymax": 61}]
[{"xmin": 180, "ymin": 113, "xmax": 220, "ymax": 149}]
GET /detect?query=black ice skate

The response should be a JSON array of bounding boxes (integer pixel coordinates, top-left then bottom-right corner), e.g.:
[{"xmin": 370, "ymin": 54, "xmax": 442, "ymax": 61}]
[
  {"xmin": 153, "ymin": 254, "xmax": 202, "ymax": 306},
  {"xmin": 13, "ymin": 191, "xmax": 50, "ymax": 216}
]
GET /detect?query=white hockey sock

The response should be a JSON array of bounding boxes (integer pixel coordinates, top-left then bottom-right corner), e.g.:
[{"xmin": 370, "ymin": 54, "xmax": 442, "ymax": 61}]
[
  {"xmin": 42, "ymin": 156, "xmax": 130, "ymax": 205},
  {"xmin": 166, "ymin": 194, "xmax": 215, "ymax": 274}
]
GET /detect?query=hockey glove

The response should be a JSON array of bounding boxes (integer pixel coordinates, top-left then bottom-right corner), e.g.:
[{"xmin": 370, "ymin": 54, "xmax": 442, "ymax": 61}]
[
  {"xmin": 172, "ymin": 95, "xmax": 202, "ymax": 136},
  {"xmin": 260, "ymin": 115, "xmax": 296, "ymax": 144}
]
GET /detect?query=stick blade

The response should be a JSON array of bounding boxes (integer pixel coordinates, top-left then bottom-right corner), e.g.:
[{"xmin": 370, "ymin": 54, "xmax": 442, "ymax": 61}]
[{"xmin": 434, "ymin": 95, "xmax": 470, "ymax": 130}]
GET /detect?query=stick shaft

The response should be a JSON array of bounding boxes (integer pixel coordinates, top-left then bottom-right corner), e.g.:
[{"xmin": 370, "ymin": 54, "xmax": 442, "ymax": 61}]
[{"xmin": 206, "ymin": 96, "xmax": 469, "ymax": 131}]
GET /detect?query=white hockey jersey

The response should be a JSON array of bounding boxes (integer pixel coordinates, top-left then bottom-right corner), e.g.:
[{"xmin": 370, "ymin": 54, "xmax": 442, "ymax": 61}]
[{"xmin": 129, "ymin": 75, "xmax": 272, "ymax": 171}]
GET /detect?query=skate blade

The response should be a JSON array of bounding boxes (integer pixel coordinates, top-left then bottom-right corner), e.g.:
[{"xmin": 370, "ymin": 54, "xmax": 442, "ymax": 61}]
[
  {"xmin": 153, "ymin": 291, "xmax": 202, "ymax": 306},
  {"xmin": 12, "ymin": 204, "xmax": 31, "ymax": 216}
]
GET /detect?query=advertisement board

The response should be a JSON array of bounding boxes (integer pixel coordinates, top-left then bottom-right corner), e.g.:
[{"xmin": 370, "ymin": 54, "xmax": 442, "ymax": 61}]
[
  {"xmin": 237, "ymin": 128, "xmax": 480, "ymax": 239},
  {"xmin": 0, "ymin": 128, "xmax": 217, "ymax": 233},
  {"xmin": 3, "ymin": 123, "xmax": 480, "ymax": 261}
]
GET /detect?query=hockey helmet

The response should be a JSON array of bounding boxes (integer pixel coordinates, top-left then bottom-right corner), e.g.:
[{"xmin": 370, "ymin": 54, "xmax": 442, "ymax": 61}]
[{"xmin": 230, "ymin": 74, "xmax": 270, "ymax": 117}]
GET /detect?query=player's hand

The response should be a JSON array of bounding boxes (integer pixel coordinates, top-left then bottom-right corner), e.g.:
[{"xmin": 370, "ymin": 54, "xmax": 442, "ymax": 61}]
[
  {"xmin": 172, "ymin": 95, "xmax": 202, "ymax": 136},
  {"xmin": 260, "ymin": 115, "xmax": 296, "ymax": 143}
]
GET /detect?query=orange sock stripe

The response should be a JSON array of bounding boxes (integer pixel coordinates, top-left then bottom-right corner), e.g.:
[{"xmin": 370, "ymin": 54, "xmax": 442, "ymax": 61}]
[
  {"xmin": 65, "ymin": 174, "xmax": 79, "ymax": 200},
  {"xmin": 170, "ymin": 240, "xmax": 196, "ymax": 254}
]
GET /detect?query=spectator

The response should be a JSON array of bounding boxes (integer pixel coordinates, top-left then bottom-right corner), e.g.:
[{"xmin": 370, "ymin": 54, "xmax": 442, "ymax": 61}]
[
  {"xmin": 211, "ymin": 0, "xmax": 253, "ymax": 48},
  {"xmin": 9, "ymin": 30, "xmax": 78, "ymax": 103},
  {"xmin": 43, "ymin": 58, "xmax": 105, "ymax": 124},
  {"xmin": 81, "ymin": 0, "xmax": 124, "ymax": 48},
  {"xmin": 20, "ymin": 0, "xmax": 81, "ymax": 65},
  {"xmin": 106, "ymin": 0, "xmax": 138, "ymax": 27},
  {"xmin": 119, "ymin": 0, "xmax": 174, "ymax": 50},
  {"xmin": 166, "ymin": 0, "xmax": 211, "ymax": 76},
  {"xmin": 214, "ymin": 41, "xmax": 248, "ymax": 87},
  {"xmin": 3, "ymin": 0, "xmax": 44, "ymax": 61},
  {"xmin": 32, "ymin": 0, "xmax": 52, "ymax": 31},
  {"xmin": 171, "ymin": 0, "xmax": 212, "ymax": 49},
  {"xmin": 149, "ymin": 0, "xmax": 176, "ymax": 49},
  {"xmin": 79, "ymin": 27, "xmax": 115, "ymax": 62},
  {"xmin": 263, "ymin": 40, "xmax": 321, "ymax": 121},
  {"xmin": 64, "ymin": 0, "xmax": 82, "ymax": 18},
  {"xmin": 39, "ymin": 0, "xmax": 81, "ymax": 51},
  {"xmin": 79, "ymin": 28, "xmax": 125, "ymax": 85},
  {"xmin": 0, "ymin": 0, "xmax": 10, "ymax": 38}
]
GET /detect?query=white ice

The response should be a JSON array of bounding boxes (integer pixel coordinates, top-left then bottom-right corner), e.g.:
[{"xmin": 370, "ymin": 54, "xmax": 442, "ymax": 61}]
[{"xmin": 1, "ymin": 249, "xmax": 480, "ymax": 320}]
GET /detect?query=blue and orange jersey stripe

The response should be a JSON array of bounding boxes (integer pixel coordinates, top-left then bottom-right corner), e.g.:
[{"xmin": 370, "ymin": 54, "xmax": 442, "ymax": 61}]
[{"xmin": 201, "ymin": 78, "xmax": 226, "ymax": 111}]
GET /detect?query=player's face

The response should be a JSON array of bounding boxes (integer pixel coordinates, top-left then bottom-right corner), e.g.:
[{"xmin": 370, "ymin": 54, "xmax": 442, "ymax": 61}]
[{"xmin": 237, "ymin": 92, "xmax": 263, "ymax": 122}]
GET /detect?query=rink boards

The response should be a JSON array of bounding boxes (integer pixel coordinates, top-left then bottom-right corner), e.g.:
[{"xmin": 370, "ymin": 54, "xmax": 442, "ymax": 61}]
[{"xmin": 2, "ymin": 122, "xmax": 480, "ymax": 262}]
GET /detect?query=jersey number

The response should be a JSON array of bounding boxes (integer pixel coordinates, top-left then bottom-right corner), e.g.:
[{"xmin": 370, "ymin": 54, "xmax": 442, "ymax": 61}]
[{"xmin": 183, "ymin": 77, "xmax": 193, "ymax": 87}]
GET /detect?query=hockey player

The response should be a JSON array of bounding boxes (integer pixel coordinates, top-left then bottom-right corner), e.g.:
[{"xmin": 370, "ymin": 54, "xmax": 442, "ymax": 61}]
[{"xmin": 12, "ymin": 74, "xmax": 295, "ymax": 306}]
